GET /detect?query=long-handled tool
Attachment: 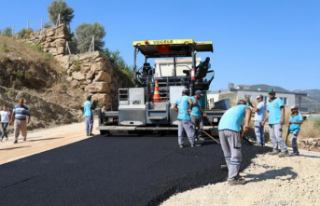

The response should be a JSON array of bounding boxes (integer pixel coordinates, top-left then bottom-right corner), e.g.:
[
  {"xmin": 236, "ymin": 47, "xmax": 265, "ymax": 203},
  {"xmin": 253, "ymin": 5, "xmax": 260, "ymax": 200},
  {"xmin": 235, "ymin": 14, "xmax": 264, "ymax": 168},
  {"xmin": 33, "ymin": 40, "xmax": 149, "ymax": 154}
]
[
  {"xmin": 203, "ymin": 116, "xmax": 220, "ymax": 144},
  {"xmin": 285, "ymin": 124, "xmax": 290, "ymax": 145}
]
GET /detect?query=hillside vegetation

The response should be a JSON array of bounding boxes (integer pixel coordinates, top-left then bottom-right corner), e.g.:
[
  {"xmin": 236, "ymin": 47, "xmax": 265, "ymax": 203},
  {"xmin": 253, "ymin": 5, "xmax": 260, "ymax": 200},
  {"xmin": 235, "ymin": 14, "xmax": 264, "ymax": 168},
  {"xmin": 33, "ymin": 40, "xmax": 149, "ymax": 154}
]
[{"xmin": 0, "ymin": 36, "xmax": 85, "ymax": 131}]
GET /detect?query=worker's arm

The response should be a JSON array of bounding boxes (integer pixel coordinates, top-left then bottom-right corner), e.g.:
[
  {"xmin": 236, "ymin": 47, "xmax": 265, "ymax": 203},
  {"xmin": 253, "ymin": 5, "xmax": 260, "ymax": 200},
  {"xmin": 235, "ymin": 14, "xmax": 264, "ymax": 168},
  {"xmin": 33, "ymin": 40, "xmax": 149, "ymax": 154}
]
[
  {"xmin": 173, "ymin": 104, "xmax": 178, "ymax": 112},
  {"xmin": 241, "ymin": 108, "xmax": 252, "ymax": 137},
  {"xmin": 289, "ymin": 120, "xmax": 303, "ymax": 125},
  {"xmin": 199, "ymin": 106, "xmax": 207, "ymax": 117},
  {"xmin": 280, "ymin": 107, "xmax": 285, "ymax": 125},
  {"xmin": 10, "ymin": 111, "xmax": 15, "ymax": 125},
  {"xmin": 187, "ymin": 99, "xmax": 193, "ymax": 114},
  {"xmin": 262, "ymin": 111, "xmax": 269, "ymax": 126},
  {"xmin": 26, "ymin": 114, "xmax": 31, "ymax": 124}
]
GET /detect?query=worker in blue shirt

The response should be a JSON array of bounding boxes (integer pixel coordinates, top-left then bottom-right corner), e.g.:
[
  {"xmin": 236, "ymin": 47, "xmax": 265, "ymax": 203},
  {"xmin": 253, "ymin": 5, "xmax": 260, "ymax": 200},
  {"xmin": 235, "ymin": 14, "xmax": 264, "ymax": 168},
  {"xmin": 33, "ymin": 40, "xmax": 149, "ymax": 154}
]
[
  {"xmin": 84, "ymin": 95, "xmax": 94, "ymax": 136},
  {"xmin": 262, "ymin": 88, "xmax": 288, "ymax": 157},
  {"xmin": 249, "ymin": 94, "xmax": 266, "ymax": 146},
  {"xmin": 218, "ymin": 99, "xmax": 252, "ymax": 185},
  {"xmin": 288, "ymin": 105, "xmax": 303, "ymax": 155},
  {"xmin": 173, "ymin": 88, "xmax": 195, "ymax": 148},
  {"xmin": 191, "ymin": 90, "xmax": 207, "ymax": 141}
]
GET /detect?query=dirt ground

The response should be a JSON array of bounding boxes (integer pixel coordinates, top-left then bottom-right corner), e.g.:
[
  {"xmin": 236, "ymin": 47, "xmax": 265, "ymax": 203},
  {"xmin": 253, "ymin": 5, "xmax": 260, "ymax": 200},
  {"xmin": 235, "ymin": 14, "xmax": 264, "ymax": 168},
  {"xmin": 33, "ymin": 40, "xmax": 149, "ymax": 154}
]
[
  {"xmin": 161, "ymin": 146, "xmax": 320, "ymax": 206},
  {"xmin": 0, "ymin": 121, "xmax": 93, "ymax": 165}
]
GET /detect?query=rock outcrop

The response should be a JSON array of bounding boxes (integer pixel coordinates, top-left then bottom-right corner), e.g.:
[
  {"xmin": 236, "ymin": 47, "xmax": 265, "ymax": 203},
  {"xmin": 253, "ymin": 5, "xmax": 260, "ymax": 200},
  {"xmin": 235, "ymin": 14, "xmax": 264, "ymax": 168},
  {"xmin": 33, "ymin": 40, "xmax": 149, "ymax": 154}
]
[{"xmin": 20, "ymin": 24, "xmax": 124, "ymax": 109}]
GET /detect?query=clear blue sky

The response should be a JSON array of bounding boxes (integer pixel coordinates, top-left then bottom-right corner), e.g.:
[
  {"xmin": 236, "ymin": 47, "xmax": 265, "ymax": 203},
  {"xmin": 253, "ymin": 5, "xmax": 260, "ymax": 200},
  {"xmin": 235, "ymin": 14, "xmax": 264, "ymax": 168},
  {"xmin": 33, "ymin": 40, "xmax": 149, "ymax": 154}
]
[{"xmin": 1, "ymin": 0, "xmax": 319, "ymax": 91}]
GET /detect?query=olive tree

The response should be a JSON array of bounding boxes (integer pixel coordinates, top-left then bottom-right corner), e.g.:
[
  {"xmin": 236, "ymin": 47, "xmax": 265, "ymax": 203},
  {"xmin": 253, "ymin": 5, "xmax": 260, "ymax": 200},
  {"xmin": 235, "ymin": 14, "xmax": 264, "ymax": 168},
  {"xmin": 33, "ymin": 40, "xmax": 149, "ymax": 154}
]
[
  {"xmin": 48, "ymin": 0, "xmax": 74, "ymax": 26},
  {"xmin": 76, "ymin": 22, "xmax": 106, "ymax": 53}
]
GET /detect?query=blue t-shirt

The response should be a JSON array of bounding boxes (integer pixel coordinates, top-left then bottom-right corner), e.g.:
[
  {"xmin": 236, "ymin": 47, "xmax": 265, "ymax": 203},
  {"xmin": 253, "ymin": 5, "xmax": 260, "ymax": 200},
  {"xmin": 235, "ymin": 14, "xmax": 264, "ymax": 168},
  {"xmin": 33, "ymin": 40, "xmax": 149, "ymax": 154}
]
[
  {"xmin": 83, "ymin": 100, "xmax": 93, "ymax": 117},
  {"xmin": 13, "ymin": 105, "xmax": 30, "ymax": 121},
  {"xmin": 175, "ymin": 96, "xmax": 191, "ymax": 121},
  {"xmin": 289, "ymin": 113, "xmax": 303, "ymax": 133},
  {"xmin": 255, "ymin": 102, "xmax": 266, "ymax": 121},
  {"xmin": 218, "ymin": 105, "xmax": 250, "ymax": 132},
  {"xmin": 267, "ymin": 98, "xmax": 284, "ymax": 124},
  {"xmin": 190, "ymin": 96, "xmax": 202, "ymax": 117}
]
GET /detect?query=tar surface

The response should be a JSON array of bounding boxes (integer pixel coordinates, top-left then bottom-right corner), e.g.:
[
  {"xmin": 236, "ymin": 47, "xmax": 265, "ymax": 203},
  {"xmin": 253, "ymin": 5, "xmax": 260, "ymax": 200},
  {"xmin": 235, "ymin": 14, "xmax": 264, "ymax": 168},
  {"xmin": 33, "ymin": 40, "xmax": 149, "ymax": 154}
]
[{"xmin": 0, "ymin": 134, "xmax": 270, "ymax": 206}]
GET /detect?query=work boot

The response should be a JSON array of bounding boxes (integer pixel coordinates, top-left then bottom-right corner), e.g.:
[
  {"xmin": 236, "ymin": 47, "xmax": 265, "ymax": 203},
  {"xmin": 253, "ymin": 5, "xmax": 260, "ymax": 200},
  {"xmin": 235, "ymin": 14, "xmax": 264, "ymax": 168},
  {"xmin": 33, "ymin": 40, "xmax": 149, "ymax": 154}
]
[
  {"xmin": 278, "ymin": 150, "xmax": 289, "ymax": 158},
  {"xmin": 14, "ymin": 140, "xmax": 18, "ymax": 144},
  {"xmin": 228, "ymin": 179, "xmax": 245, "ymax": 186},
  {"xmin": 290, "ymin": 152, "xmax": 300, "ymax": 156},
  {"xmin": 179, "ymin": 144, "xmax": 184, "ymax": 149},
  {"xmin": 268, "ymin": 150, "xmax": 279, "ymax": 155},
  {"xmin": 191, "ymin": 143, "xmax": 201, "ymax": 148}
]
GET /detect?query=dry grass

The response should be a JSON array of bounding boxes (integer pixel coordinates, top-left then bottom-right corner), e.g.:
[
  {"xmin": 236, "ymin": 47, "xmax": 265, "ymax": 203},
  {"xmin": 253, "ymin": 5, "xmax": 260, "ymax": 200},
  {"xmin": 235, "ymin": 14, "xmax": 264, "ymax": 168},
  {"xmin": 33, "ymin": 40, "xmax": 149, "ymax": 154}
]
[{"xmin": 0, "ymin": 36, "xmax": 58, "ymax": 69}]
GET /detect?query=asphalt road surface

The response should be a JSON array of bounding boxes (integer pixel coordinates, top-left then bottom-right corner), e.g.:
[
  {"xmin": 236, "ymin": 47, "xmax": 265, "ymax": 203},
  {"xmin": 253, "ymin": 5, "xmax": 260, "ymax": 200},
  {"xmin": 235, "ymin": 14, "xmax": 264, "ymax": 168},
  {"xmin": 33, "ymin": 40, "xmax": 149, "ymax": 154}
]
[{"xmin": 0, "ymin": 134, "xmax": 270, "ymax": 206}]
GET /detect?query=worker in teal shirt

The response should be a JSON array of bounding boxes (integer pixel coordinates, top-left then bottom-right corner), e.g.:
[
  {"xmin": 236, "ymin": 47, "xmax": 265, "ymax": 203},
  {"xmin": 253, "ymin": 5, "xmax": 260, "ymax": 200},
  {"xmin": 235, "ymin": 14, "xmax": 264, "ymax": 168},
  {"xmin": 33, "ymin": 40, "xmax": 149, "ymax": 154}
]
[
  {"xmin": 262, "ymin": 88, "xmax": 288, "ymax": 157},
  {"xmin": 84, "ymin": 95, "xmax": 94, "ymax": 136},
  {"xmin": 288, "ymin": 105, "xmax": 303, "ymax": 155},
  {"xmin": 191, "ymin": 90, "xmax": 207, "ymax": 140},
  {"xmin": 218, "ymin": 100, "xmax": 252, "ymax": 185},
  {"xmin": 173, "ymin": 88, "xmax": 195, "ymax": 148}
]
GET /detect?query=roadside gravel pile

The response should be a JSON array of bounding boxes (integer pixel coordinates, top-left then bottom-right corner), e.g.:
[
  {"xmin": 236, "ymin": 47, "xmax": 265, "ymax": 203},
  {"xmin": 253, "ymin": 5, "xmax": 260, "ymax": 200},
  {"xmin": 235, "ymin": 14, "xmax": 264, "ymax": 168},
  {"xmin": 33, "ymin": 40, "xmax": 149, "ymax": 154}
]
[{"xmin": 161, "ymin": 148, "xmax": 320, "ymax": 206}]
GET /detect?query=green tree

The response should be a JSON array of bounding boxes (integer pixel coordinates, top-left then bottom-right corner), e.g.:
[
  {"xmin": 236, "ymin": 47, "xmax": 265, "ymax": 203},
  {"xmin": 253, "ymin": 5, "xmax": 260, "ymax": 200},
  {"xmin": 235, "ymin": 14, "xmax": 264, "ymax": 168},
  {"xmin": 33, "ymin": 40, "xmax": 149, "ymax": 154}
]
[
  {"xmin": 17, "ymin": 28, "xmax": 34, "ymax": 39},
  {"xmin": 2, "ymin": 27, "xmax": 12, "ymax": 37},
  {"xmin": 76, "ymin": 22, "xmax": 106, "ymax": 53},
  {"xmin": 103, "ymin": 48, "xmax": 134, "ymax": 87},
  {"xmin": 48, "ymin": 0, "xmax": 74, "ymax": 26}
]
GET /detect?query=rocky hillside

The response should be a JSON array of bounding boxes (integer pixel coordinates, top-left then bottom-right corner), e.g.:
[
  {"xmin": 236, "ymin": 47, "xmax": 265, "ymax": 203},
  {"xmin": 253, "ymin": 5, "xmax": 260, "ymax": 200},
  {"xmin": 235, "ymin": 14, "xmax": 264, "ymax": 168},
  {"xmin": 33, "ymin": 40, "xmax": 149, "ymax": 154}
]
[{"xmin": 0, "ymin": 35, "xmax": 91, "ymax": 131}]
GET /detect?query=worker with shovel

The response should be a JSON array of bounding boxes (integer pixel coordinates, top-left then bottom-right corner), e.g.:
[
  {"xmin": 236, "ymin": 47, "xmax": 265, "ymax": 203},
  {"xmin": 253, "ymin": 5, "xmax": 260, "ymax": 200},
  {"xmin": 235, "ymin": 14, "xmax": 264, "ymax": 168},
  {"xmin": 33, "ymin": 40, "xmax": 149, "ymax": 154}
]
[
  {"xmin": 191, "ymin": 90, "xmax": 207, "ymax": 141},
  {"xmin": 218, "ymin": 99, "xmax": 252, "ymax": 185}
]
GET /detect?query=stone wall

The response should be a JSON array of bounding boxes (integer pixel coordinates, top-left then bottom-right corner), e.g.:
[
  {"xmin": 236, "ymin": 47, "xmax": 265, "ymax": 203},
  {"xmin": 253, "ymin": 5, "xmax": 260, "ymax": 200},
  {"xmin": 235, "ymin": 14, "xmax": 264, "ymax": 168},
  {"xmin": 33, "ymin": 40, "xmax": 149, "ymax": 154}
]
[
  {"xmin": 21, "ymin": 24, "xmax": 123, "ymax": 109},
  {"xmin": 21, "ymin": 24, "xmax": 70, "ymax": 58},
  {"xmin": 55, "ymin": 51, "xmax": 121, "ymax": 109}
]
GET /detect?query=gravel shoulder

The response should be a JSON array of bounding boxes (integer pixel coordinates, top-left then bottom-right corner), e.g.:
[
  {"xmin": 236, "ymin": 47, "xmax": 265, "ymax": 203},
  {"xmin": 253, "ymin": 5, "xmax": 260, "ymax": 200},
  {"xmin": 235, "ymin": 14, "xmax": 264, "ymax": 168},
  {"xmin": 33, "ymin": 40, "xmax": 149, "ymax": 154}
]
[{"xmin": 161, "ymin": 146, "xmax": 320, "ymax": 206}]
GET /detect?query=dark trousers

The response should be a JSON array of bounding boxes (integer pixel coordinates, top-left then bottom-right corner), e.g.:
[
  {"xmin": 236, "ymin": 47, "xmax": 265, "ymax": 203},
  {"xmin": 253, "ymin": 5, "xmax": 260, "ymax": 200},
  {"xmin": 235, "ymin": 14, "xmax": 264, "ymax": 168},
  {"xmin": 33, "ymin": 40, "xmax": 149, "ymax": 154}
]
[{"xmin": 1, "ymin": 123, "xmax": 8, "ymax": 139}]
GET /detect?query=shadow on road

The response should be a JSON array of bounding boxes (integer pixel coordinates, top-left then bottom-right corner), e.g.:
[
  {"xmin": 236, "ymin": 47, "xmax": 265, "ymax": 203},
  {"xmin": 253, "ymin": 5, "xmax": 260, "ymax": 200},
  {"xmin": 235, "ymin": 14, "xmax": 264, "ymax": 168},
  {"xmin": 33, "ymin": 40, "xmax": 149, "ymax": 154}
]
[
  {"xmin": 245, "ymin": 167, "xmax": 297, "ymax": 183},
  {"xmin": 27, "ymin": 137, "xmax": 64, "ymax": 142},
  {"xmin": 0, "ymin": 146, "xmax": 31, "ymax": 151}
]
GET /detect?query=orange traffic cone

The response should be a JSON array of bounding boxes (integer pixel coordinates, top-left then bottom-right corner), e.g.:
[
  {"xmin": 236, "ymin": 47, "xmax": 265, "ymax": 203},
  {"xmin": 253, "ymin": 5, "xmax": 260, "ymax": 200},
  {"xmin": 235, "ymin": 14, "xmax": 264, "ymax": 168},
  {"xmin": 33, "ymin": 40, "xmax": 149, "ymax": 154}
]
[{"xmin": 153, "ymin": 80, "xmax": 161, "ymax": 102}]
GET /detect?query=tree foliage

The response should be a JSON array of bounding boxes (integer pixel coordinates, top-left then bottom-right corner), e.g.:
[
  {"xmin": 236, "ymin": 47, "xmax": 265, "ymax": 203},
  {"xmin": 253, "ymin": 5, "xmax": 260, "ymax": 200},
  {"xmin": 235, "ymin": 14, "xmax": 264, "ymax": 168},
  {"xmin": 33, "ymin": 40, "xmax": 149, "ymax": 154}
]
[
  {"xmin": 76, "ymin": 22, "xmax": 106, "ymax": 53},
  {"xmin": 2, "ymin": 27, "xmax": 12, "ymax": 37},
  {"xmin": 17, "ymin": 28, "xmax": 34, "ymax": 39},
  {"xmin": 103, "ymin": 48, "xmax": 134, "ymax": 87},
  {"xmin": 48, "ymin": 0, "xmax": 74, "ymax": 25}
]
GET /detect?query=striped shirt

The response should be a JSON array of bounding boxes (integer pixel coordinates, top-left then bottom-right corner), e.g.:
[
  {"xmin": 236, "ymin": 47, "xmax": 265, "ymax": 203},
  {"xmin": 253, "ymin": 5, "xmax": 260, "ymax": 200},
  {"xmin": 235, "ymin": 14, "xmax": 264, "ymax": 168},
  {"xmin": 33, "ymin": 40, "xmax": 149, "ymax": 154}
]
[{"xmin": 13, "ymin": 105, "xmax": 30, "ymax": 121}]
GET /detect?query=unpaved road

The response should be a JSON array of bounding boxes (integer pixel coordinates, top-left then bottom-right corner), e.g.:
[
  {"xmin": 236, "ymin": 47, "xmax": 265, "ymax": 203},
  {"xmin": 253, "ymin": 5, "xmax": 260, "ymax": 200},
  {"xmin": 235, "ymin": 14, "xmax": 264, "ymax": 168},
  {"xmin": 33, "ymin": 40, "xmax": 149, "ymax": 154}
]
[
  {"xmin": 0, "ymin": 122, "xmax": 91, "ymax": 165},
  {"xmin": 0, "ymin": 122, "xmax": 269, "ymax": 206},
  {"xmin": 161, "ymin": 148, "xmax": 320, "ymax": 206}
]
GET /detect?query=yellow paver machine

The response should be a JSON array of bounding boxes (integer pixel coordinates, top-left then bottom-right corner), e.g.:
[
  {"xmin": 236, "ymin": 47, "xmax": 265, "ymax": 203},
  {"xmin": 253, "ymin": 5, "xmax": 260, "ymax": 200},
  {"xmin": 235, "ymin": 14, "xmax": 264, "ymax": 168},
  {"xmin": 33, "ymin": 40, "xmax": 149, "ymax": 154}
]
[{"xmin": 97, "ymin": 39, "xmax": 230, "ymax": 135}]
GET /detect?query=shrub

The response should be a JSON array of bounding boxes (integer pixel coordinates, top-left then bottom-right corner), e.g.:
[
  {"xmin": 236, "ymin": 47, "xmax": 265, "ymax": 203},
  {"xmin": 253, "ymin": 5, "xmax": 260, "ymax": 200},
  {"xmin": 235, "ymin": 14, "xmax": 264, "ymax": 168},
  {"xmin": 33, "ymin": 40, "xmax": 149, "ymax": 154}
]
[
  {"xmin": 1, "ymin": 43, "xmax": 9, "ymax": 52},
  {"xmin": 16, "ymin": 71, "xmax": 24, "ymax": 79},
  {"xmin": 17, "ymin": 28, "xmax": 34, "ymax": 39},
  {"xmin": 2, "ymin": 27, "xmax": 12, "ymax": 37},
  {"xmin": 73, "ymin": 60, "xmax": 80, "ymax": 71}
]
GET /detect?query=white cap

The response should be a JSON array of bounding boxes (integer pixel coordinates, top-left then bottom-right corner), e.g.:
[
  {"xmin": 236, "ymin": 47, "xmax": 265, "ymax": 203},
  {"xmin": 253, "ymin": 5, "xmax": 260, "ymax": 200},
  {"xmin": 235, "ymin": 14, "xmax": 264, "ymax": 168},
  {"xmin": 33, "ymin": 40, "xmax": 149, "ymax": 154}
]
[
  {"xmin": 256, "ymin": 94, "xmax": 263, "ymax": 99},
  {"xmin": 291, "ymin": 105, "xmax": 298, "ymax": 110}
]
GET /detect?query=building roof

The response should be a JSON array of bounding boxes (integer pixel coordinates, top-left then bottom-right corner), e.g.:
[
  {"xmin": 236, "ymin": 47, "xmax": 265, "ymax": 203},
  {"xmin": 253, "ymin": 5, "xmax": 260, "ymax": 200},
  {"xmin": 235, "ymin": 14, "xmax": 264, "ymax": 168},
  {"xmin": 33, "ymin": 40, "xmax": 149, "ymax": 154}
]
[{"xmin": 208, "ymin": 84, "xmax": 307, "ymax": 96}]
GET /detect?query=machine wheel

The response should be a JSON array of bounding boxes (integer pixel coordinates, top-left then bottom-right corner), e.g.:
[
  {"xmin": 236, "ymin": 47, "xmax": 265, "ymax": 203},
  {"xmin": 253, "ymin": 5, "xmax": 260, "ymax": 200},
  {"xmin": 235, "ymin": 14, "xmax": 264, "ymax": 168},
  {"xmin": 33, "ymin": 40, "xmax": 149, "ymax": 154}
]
[{"xmin": 100, "ymin": 130, "xmax": 110, "ymax": 136}]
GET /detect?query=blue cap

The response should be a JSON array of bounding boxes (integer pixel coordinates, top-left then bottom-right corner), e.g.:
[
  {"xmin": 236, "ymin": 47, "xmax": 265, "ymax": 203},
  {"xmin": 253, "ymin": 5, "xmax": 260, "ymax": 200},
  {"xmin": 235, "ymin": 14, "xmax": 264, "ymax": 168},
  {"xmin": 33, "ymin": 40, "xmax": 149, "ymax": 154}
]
[{"xmin": 195, "ymin": 90, "xmax": 203, "ymax": 96}]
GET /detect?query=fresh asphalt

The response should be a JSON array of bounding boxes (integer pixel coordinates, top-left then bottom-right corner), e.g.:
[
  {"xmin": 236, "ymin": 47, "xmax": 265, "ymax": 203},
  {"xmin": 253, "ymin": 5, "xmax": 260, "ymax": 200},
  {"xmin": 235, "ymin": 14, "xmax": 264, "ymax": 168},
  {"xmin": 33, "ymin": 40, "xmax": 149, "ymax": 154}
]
[{"xmin": 0, "ymin": 134, "xmax": 271, "ymax": 206}]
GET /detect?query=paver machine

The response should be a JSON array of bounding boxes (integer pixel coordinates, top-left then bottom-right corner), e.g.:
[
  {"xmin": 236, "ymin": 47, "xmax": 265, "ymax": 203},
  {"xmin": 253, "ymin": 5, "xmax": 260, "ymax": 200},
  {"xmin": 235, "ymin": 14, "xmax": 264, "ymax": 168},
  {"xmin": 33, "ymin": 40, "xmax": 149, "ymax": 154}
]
[{"xmin": 97, "ymin": 39, "xmax": 230, "ymax": 135}]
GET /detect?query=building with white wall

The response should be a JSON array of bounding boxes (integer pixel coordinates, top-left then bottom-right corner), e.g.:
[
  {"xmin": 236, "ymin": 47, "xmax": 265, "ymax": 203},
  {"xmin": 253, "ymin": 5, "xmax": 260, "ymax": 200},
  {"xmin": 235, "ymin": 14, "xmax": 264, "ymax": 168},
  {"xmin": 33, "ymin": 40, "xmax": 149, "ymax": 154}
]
[{"xmin": 207, "ymin": 84, "xmax": 308, "ymax": 112}]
